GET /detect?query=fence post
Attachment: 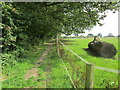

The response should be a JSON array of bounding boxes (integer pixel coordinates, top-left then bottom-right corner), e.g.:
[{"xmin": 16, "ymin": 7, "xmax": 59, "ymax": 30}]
[
  {"xmin": 118, "ymin": 71, "xmax": 120, "ymax": 90},
  {"xmin": 85, "ymin": 63, "xmax": 94, "ymax": 89},
  {"xmin": 56, "ymin": 34, "xmax": 59, "ymax": 56}
]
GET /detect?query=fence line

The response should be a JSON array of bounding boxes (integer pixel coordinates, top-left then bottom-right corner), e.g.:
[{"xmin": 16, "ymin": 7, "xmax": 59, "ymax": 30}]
[
  {"xmin": 95, "ymin": 66, "xmax": 119, "ymax": 74},
  {"xmin": 59, "ymin": 41, "xmax": 120, "ymax": 74},
  {"xmin": 60, "ymin": 58, "xmax": 77, "ymax": 89},
  {"xmin": 59, "ymin": 41, "xmax": 89, "ymax": 64},
  {"xmin": 69, "ymin": 62, "xmax": 85, "ymax": 85}
]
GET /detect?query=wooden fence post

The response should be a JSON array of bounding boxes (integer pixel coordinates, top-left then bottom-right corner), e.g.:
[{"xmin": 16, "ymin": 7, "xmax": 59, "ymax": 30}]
[
  {"xmin": 56, "ymin": 34, "xmax": 59, "ymax": 56},
  {"xmin": 118, "ymin": 73, "xmax": 120, "ymax": 89},
  {"xmin": 85, "ymin": 63, "xmax": 94, "ymax": 89}
]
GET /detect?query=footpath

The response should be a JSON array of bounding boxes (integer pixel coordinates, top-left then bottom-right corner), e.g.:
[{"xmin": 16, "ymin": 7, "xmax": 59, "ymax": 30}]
[{"xmin": 24, "ymin": 43, "xmax": 53, "ymax": 88}]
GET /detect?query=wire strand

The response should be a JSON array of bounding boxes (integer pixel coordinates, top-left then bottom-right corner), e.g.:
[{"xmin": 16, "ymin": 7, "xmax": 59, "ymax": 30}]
[
  {"xmin": 59, "ymin": 41, "xmax": 120, "ymax": 74},
  {"xmin": 60, "ymin": 58, "xmax": 77, "ymax": 89}
]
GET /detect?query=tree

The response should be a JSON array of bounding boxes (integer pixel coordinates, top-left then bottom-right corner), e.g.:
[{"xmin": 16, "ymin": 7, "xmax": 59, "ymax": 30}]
[
  {"xmin": 107, "ymin": 33, "xmax": 115, "ymax": 37},
  {"xmin": 14, "ymin": 2, "xmax": 119, "ymax": 35},
  {"xmin": 87, "ymin": 33, "xmax": 94, "ymax": 38},
  {"xmin": 117, "ymin": 35, "xmax": 120, "ymax": 37},
  {"xmin": 79, "ymin": 35, "xmax": 85, "ymax": 38},
  {"xmin": 74, "ymin": 33, "xmax": 79, "ymax": 37},
  {"xmin": 97, "ymin": 33, "xmax": 102, "ymax": 37},
  {"xmin": 1, "ymin": 2, "xmax": 119, "ymax": 64}
]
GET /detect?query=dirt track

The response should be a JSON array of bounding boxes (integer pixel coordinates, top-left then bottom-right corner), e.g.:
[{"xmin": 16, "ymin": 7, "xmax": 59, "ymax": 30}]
[{"xmin": 24, "ymin": 43, "xmax": 53, "ymax": 88}]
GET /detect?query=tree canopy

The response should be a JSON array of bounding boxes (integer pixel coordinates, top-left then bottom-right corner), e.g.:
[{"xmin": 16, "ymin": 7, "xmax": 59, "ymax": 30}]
[
  {"xmin": 107, "ymin": 33, "xmax": 115, "ymax": 37},
  {"xmin": 87, "ymin": 33, "xmax": 94, "ymax": 38},
  {"xmin": 0, "ymin": 2, "xmax": 119, "ymax": 62},
  {"xmin": 97, "ymin": 33, "xmax": 102, "ymax": 37}
]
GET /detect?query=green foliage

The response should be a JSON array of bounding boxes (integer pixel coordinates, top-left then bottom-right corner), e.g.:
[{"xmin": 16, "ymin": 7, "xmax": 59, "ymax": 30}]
[
  {"xmin": 0, "ymin": 53, "xmax": 16, "ymax": 66},
  {"xmin": 2, "ymin": 45, "xmax": 46, "ymax": 88},
  {"xmin": 1, "ymin": 2, "xmax": 119, "ymax": 66},
  {"xmin": 97, "ymin": 33, "xmax": 102, "ymax": 37},
  {"xmin": 107, "ymin": 33, "xmax": 115, "ymax": 37},
  {"xmin": 2, "ymin": 45, "xmax": 72, "ymax": 88},
  {"xmin": 1, "ymin": 2, "xmax": 30, "ymax": 64},
  {"xmin": 86, "ymin": 33, "xmax": 94, "ymax": 38}
]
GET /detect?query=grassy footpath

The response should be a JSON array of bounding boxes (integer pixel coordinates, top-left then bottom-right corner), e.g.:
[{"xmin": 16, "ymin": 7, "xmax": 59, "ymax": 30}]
[
  {"xmin": 2, "ymin": 43, "xmax": 72, "ymax": 88},
  {"xmin": 41, "ymin": 47, "xmax": 72, "ymax": 88},
  {"xmin": 2, "ymin": 45, "xmax": 46, "ymax": 88}
]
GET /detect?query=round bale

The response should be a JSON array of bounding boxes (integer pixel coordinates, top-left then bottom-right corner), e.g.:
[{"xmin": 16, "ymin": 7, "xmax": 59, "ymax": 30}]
[{"xmin": 88, "ymin": 36, "xmax": 117, "ymax": 58}]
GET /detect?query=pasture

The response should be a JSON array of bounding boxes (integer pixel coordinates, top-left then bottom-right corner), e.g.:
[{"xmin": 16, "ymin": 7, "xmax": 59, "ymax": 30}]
[
  {"xmin": 1, "ymin": 37, "xmax": 119, "ymax": 88},
  {"xmin": 59, "ymin": 37, "xmax": 119, "ymax": 88}
]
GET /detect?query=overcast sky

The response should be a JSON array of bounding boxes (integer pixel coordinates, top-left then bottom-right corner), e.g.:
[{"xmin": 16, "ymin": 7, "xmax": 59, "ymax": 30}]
[{"xmin": 79, "ymin": 11, "xmax": 118, "ymax": 36}]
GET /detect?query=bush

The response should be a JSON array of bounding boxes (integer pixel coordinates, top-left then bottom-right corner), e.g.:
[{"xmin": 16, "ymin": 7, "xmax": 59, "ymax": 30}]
[
  {"xmin": 11, "ymin": 47, "xmax": 29, "ymax": 58},
  {"xmin": 0, "ymin": 53, "xmax": 17, "ymax": 66}
]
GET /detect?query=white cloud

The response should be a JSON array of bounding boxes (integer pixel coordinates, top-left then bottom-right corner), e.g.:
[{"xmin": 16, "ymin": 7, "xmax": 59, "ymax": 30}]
[{"xmin": 80, "ymin": 11, "xmax": 118, "ymax": 36}]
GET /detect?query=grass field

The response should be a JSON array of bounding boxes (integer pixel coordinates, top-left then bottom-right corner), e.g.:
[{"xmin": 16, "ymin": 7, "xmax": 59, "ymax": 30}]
[
  {"xmin": 2, "ymin": 44, "xmax": 72, "ymax": 88},
  {"xmin": 1, "ymin": 37, "xmax": 119, "ymax": 88},
  {"xmin": 60, "ymin": 37, "xmax": 119, "ymax": 88},
  {"xmin": 62, "ymin": 37, "xmax": 118, "ymax": 69}
]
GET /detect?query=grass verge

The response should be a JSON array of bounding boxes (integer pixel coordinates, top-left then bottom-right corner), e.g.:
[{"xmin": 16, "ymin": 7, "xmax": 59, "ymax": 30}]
[{"xmin": 2, "ymin": 44, "xmax": 46, "ymax": 88}]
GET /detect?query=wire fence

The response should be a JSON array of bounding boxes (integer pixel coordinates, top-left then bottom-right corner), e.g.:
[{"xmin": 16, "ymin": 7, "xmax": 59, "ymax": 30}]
[
  {"xmin": 57, "ymin": 40, "xmax": 119, "ymax": 88},
  {"xmin": 58, "ymin": 41, "xmax": 87, "ymax": 88},
  {"xmin": 59, "ymin": 41, "xmax": 120, "ymax": 74}
]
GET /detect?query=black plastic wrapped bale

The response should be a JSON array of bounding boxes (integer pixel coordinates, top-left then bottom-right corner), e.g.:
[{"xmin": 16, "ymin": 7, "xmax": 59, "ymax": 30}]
[{"xmin": 88, "ymin": 36, "xmax": 117, "ymax": 58}]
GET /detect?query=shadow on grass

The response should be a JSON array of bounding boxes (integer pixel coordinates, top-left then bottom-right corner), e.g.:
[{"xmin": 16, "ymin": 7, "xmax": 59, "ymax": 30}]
[
  {"xmin": 83, "ymin": 48, "xmax": 99, "ymax": 57},
  {"xmin": 44, "ymin": 39, "xmax": 78, "ymax": 46},
  {"xmin": 83, "ymin": 48, "xmax": 118, "ymax": 60},
  {"xmin": 60, "ymin": 39, "xmax": 76, "ymax": 42},
  {"xmin": 60, "ymin": 39, "xmax": 79, "ymax": 45}
]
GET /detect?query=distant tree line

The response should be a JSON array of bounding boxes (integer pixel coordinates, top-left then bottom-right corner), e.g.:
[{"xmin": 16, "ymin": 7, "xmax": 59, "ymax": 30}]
[{"xmin": 62, "ymin": 33, "xmax": 117, "ymax": 38}]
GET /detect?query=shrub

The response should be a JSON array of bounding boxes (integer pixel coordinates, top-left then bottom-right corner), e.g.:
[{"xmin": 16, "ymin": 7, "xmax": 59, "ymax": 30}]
[{"xmin": 0, "ymin": 53, "xmax": 17, "ymax": 66}]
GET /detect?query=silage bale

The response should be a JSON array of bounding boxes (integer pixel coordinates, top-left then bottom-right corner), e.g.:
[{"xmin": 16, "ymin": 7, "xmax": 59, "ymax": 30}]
[{"xmin": 88, "ymin": 36, "xmax": 117, "ymax": 58}]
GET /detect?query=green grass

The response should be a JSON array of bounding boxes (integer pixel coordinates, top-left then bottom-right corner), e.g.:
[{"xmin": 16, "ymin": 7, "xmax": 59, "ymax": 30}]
[
  {"xmin": 2, "ymin": 45, "xmax": 46, "ymax": 88},
  {"xmin": 60, "ymin": 37, "xmax": 119, "ymax": 88},
  {"xmin": 2, "ymin": 37, "xmax": 119, "ymax": 88},
  {"xmin": 38, "ymin": 47, "xmax": 72, "ymax": 88},
  {"xmin": 2, "ymin": 44, "xmax": 73, "ymax": 88},
  {"xmin": 62, "ymin": 37, "xmax": 118, "ymax": 69}
]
